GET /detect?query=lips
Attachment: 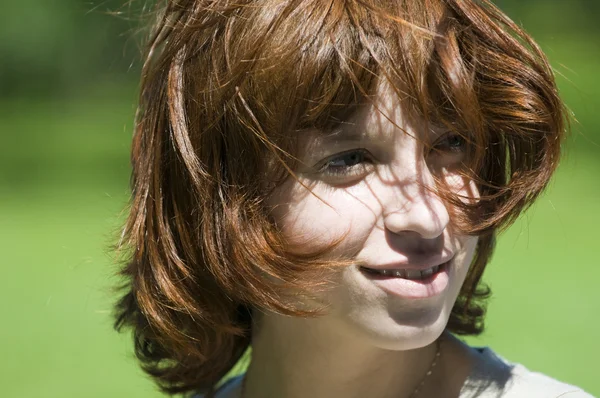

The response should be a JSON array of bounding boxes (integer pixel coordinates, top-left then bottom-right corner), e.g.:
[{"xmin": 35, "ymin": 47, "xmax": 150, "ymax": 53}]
[
  {"xmin": 359, "ymin": 261, "xmax": 451, "ymax": 299},
  {"xmin": 360, "ymin": 261, "xmax": 449, "ymax": 281}
]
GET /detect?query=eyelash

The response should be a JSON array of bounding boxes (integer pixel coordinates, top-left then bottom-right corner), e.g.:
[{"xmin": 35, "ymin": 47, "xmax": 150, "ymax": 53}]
[
  {"xmin": 432, "ymin": 133, "xmax": 468, "ymax": 154},
  {"xmin": 318, "ymin": 149, "xmax": 373, "ymax": 178},
  {"xmin": 316, "ymin": 133, "xmax": 468, "ymax": 179}
]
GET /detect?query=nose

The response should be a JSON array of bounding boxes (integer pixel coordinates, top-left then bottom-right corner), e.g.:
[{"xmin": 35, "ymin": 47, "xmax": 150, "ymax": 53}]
[{"xmin": 382, "ymin": 164, "xmax": 450, "ymax": 240}]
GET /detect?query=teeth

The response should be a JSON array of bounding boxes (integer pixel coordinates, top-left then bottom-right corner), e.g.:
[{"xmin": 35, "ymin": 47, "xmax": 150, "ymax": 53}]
[
  {"xmin": 405, "ymin": 269, "xmax": 421, "ymax": 279},
  {"xmin": 369, "ymin": 264, "xmax": 443, "ymax": 280},
  {"xmin": 393, "ymin": 269, "xmax": 406, "ymax": 278}
]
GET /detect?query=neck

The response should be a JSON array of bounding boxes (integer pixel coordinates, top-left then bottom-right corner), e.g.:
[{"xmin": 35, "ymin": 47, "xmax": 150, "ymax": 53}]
[{"xmin": 243, "ymin": 313, "xmax": 444, "ymax": 398}]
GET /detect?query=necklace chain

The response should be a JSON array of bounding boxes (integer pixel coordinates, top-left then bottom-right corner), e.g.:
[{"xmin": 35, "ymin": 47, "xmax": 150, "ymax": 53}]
[
  {"xmin": 408, "ymin": 336, "xmax": 443, "ymax": 398},
  {"xmin": 240, "ymin": 337, "xmax": 443, "ymax": 398}
]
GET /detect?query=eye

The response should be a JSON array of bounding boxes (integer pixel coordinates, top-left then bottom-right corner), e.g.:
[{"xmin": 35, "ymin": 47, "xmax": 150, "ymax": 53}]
[
  {"xmin": 433, "ymin": 133, "xmax": 467, "ymax": 153},
  {"xmin": 327, "ymin": 150, "xmax": 366, "ymax": 168},
  {"xmin": 428, "ymin": 132, "xmax": 471, "ymax": 172},
  {"xmin": 317, "ymin": 149, "xmax": 373, "ymax": 180}
]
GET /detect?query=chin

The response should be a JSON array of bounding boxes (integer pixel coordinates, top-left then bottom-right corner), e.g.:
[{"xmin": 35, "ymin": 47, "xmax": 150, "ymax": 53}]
[
  {"xmin": 372, "ymin": 329, "xmax": 444, "ymax": 351},
  {"xmin": 328, "ymin": 292, "xmax": 453, "ymax": 351},
  {"xmin": 374, "ymin": 316, "xmax": 448, "ymax": 351},
  {"xmin": 320, "ymin": 262, "xmax": 460, "ymax": 351}
]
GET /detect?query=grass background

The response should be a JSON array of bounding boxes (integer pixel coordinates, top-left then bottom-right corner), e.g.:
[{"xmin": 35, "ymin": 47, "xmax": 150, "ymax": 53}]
[{"xmin": 1, "ymin": 1, "xmax": 599, "ymax": 397}]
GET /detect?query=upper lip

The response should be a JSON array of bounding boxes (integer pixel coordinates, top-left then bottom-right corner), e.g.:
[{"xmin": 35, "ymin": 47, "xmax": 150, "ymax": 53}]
[{"xmin": 361, "ymin": 255, "xmax": 454, "ymax": 271}]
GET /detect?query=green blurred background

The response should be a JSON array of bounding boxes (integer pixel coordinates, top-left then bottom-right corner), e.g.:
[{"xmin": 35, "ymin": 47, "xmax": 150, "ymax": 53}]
[{"xmin": 1, "ymin": 1, "xmax": 598, "ymax": 397}]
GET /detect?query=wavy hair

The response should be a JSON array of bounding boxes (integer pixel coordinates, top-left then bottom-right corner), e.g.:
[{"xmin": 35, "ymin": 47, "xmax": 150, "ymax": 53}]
[{"xmin": 114, "ymin": 0, "xmax": 565, "ymax": 395}]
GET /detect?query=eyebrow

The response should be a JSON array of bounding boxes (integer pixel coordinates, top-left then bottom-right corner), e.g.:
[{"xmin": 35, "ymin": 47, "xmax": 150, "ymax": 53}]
[{"xmin": 315, "ymin": 125, "xmax": 366, "ymax": 144}]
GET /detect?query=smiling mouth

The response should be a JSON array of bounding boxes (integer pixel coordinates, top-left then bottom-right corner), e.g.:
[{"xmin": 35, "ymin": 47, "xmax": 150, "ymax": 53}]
[{"xmin": 359, "ymin": 262, "xmax": 448, "ymax": 281}]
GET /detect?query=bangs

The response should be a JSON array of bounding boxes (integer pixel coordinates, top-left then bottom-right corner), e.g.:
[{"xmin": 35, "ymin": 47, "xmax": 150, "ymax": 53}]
[
  {"xmin": 206, "ymin": 0, "xmax": 445, "ymax": 131},
  {"xmin": 185, "ymin": 0, "xmax": 488, "ymax": 175},
  {"xmin": 189, "ymin": 0, "xmax": 563, "ymax": 233}
]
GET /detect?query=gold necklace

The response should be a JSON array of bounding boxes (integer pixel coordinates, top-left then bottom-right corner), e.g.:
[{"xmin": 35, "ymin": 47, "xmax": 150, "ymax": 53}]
[{"xmin": 240, "ymin": 336, "xmax": 443, "ymax": 398}]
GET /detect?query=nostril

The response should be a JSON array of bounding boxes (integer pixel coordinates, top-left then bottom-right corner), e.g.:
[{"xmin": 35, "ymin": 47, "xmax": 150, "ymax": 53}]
[{"xmin": 383, "ymin": 195, "xmax": 449, "ymax": 239}]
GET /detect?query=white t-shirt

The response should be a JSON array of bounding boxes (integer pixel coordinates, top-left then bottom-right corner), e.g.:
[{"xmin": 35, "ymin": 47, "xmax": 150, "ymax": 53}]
[{"xmin": 208, "ymin": 345, "xmax": 593, "ymax": 398}]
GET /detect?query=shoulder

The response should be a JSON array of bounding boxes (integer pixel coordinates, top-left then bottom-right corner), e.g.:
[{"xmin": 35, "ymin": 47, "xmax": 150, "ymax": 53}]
[
  {"xmin": 505, "ymin": 361, "xmax": 593, "ymax": 398},
  {"xmin": 460, "ymin": 345, "xmax": 594, "ymax": 398}
]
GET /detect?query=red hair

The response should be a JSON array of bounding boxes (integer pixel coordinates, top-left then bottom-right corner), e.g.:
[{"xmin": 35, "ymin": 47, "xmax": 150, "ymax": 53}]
[{"xmin": 114, "ymin": 0, "xmax": 565, "ymax": 395}]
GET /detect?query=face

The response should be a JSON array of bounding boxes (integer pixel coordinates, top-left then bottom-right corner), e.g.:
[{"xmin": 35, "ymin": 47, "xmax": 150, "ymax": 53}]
[{"xmin": 267, "ymin": 87, "xmax": 479, "ymax": 351}]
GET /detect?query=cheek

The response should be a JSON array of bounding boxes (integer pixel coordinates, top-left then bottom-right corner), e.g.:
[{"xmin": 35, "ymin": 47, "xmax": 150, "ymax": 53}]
[
  {"xmin": 268, "ymin": 183, "xmax": 378, "ymax": 256},
  {"xmin": 442, "ymin": 171, "xmax": 477, "ymax": 196},
  {"xmin": 459, "ymin": 235, "xmax": 479, "ymax": 270}
]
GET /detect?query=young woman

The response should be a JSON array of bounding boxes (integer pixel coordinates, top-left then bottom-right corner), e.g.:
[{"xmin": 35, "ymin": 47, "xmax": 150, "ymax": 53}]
[{"xmin": 114, "ymin": 0, "xmax": 592, "ymax": 397}]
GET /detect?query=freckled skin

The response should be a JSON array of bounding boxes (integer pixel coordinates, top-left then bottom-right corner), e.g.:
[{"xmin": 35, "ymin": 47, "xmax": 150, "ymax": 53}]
[{"xmin": 267, "ymin": 87, "xmax": 478, "ymax": 351}]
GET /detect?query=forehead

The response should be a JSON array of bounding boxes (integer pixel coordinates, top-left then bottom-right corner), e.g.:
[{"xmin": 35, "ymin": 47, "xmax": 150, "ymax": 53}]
[{"xmin": 309, "ymin": 87, "xmax": 418, "ymax": 146}]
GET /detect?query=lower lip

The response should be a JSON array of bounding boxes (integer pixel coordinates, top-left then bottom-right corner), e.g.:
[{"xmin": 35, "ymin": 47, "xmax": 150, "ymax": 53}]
[{"xmin": 359, "ymin": 262, "xmax": 450, "ymax": 299}]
